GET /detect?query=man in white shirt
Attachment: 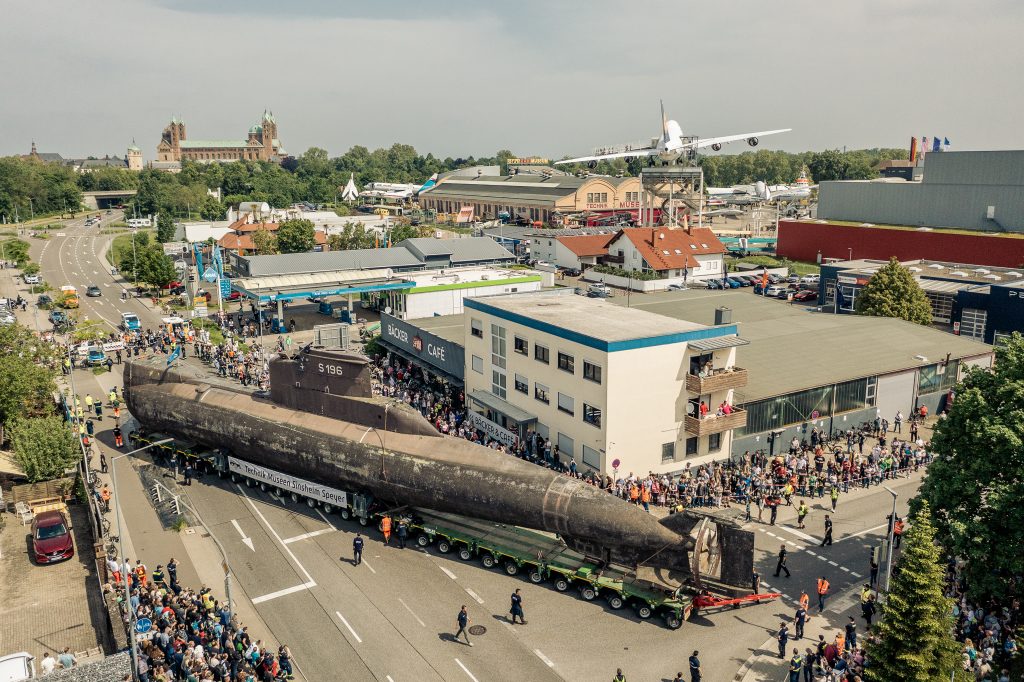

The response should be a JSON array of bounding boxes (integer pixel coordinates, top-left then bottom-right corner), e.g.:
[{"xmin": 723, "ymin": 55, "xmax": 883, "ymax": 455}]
[{"xmin": 41, "ymin": 652, "xmax": 57, "ymax": 674}]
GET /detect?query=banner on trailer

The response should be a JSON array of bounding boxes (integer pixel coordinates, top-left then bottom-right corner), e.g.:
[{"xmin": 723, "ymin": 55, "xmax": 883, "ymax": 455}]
[{"xmin": 229, "ymin": 457, "xmax": 348, "ymax": 508}]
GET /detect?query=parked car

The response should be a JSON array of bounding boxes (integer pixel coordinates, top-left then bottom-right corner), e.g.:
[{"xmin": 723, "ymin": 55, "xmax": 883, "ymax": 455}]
[
  {"xmin": 37, "ymin": 294, "xmax": 52, "ymax": 307},
  {"xmin": 86, "ymin": 285, "xmax": 102, "ymax": 297},
  {"xmin": 226, "ymin": 291, "xmax": 242, "ymax": 301},
  {"xmin": 48, "ymin": 310, "xmax": 67, "ymax": 325},
  {"xmin": 767, "ymin": 273, "xmax": 783, "ymax": 284},
  {"xmin": 800, "ymin": 274, "xmax": 820, "ymax": 284},
  {"xmin": 738, "ymin": 275, "xmax": 759, "ymax": 286},
  {"xmin": 87, "ymin": 348, "xmax": 107, "ymax": 366},
  {"xmin": 31, "ymin": 510, "xmax": 74, "ymax": 564},
  {"xmin": 787, "ymin": 275, "xmax": 801, "ymax": 283},
  {"xmin": 724, "ymin": 277, "xmax": 743, "ymax": 288},
  {"xmin": 793, "ymin": 289, "xmax": 818, "ymax": 302},
  {"xmin": 23, "ymin": 274, "xmax": 41, "ymax": 285},
  {"xmin": 0, "ymin": 652, "xmax": 36, "ymax": 681},
  {"xmin": 706, "ymin": 279, "xmax": 723, "ymax": 290},
  {"xmin": 560, "ymin": 268, "xmax": 582, "ymax": 277},
  {"xmin": 765, "ymin": 285, "xmax": 786, "ymax": 297},
  {"xmin": 169, "ymin": 285, "xmax": 187, "ymax": 296},
  {"xmin": 666, "ymin": 283, "xmax": 687, "ymax": 291},
  {"xmin": 587, "ymin": 289, "xmax": 612, "ymax": 298},
  {"xmin": 120, "ymin": 312, "xmax": 141, "ymax": 331}
]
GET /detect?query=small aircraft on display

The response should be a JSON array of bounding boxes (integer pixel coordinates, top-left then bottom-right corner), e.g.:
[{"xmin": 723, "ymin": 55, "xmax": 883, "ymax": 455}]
[{"xmin": 555, "ymin": 101, "xmax": 790, "ymax": 168}]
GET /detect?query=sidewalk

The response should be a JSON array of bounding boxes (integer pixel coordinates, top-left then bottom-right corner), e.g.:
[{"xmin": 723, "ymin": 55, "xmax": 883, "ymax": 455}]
[{"xmin": 68, "ymin": 364, "xmax": 292, "ymax": 672}]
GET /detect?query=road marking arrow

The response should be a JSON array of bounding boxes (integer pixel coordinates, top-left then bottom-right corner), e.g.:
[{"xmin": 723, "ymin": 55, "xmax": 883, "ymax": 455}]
[{"xmin": 231, "ymin": 519, "xmax": 255, "ymax": 551}]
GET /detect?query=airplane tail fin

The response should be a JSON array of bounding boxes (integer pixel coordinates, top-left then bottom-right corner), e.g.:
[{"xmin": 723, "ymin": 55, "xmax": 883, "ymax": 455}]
[{"xmin": 660, "ymin": 100, "xmax": 669, "ymax": 143}]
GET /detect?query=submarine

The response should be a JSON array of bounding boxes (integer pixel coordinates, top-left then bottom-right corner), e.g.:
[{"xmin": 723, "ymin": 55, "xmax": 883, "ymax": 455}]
[{"xmin": 124, "ymin": 345, "xmax": 753, "ymax": 590}]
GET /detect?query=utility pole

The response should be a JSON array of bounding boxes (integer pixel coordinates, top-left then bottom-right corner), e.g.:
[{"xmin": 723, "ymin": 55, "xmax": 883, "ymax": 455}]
[{"xmin": 883, "ymin": 486, "xmax": 898, "ymax": 593}]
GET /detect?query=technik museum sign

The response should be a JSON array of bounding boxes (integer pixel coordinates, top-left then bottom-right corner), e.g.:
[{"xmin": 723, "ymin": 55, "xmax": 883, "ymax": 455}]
[
  {"xmin": 229, "ymin": 457, "xmax": 348, "ymax": 508},
  {"xmin": 380, "ymin": 312, "xmax": 465, "ymax": 380}
]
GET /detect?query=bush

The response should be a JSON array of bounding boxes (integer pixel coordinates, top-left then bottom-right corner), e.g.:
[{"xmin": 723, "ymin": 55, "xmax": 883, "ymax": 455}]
[
  {"xmin": 10, "ymin": 416, "xmax": 80, "ymax": 483},
  {"xmin": 22, "ymin": 262, "xmax": 41, "ymax": 276},
  {"xmin": 590, "ymin": 264, "xmax": 662, "ymax": 281}
]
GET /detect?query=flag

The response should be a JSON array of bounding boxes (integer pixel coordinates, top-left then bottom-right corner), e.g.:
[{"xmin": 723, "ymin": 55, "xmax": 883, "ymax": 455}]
[
  {"xmin": 835, "ymin": 286, "xmax": 847, "ymax": 312},
  {"xmin": 932, "ymin": 137, "xmax": 941, "ymax": 152},
  {"xmin": 909, "ymin": 136, "xmax": 918, "ymax": 163},
  {"xmin": 167, "ymin": 345, "xmax": 181, "ymax": 366},
  {"xmin": 921, "ymin": 136, "xmax": 928, "ymax": 153},
  {"xmin": 943, "ymin": 137, "xmax": 951, "ymax": 147}
]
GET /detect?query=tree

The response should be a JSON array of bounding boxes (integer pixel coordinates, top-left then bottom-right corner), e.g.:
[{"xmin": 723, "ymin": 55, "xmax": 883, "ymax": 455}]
[
  {"xmin": 71, "ymin": 319, "xmax": 108, "ymax": 344},
  {"xmin": 853, "ymin": 257, "xmax": 932, "ymax": 325},
  {"xmin": 865, "ymin": 502, "xmax": 961, "ymax": 682},
  {"xmin": 139, "ymin": 246, "xmax": 179, "ymax": 288},
  {"xmin": 156, "ymin": 212, "xmax": 176, "ymax": 243},
  {"xmin": 198, "ymin": 195, "xmax": 223, "ymax": 221},
  {"xmin": 251, "ymin": 227, "xmax": 278, "ymax": 255},
  {"xmin": 10, "ymin": 416, "xmax": 80, "ymax": 482},
  {"xmin": 916, "ymin": 332, "xmax": 1024, "ymax": 600},
  {"xmin": 276, "ymin": 219, "xmax": 316, "ymax": 253},
  {"xmin": 0, "ymin": 354, "xmax": 57, "ymax": 425},
  {"xmin": 328, "ymin": 222, "xmax": 374, "ymax": 251},
  {"xmin": 388, "ymin": 223, "xmax": 421, "ymax": 245}
]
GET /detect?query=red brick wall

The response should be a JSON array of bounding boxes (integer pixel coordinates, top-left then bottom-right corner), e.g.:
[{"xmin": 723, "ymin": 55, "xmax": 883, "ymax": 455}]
[{"xmin": 777, "ymin": 221, "xmax": 1024, "ymax": 268}]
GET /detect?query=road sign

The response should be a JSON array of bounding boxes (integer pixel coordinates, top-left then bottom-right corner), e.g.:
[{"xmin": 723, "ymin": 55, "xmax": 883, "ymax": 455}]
[
  {"xmin": 612, "ymin": 458, "xmax": 621, "ymax": 469},
  {"xmin": 220, "ymin": 277, "xmax": 231, "ymax": 297},
  {"xmin": 193, "ymin": 306, "xmax": 208, "ymax": 318},
  {"xmin": 135, "ymin": 618, "xmax": 152, "ymax": 633},
  {"xmin": 203, "ymin": 267, "xmax": 218, "ymax": 283}
]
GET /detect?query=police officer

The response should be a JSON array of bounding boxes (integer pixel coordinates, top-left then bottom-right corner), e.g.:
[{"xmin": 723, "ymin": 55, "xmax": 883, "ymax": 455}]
[
  {"xmin": 688, "ymin": 650, "xmax": 701, "ymax": 682},
  {"xmin": 152, "ymin": 564, "xmax": 166, "ymax": 589},
  {"xmin": 455, "ymin": 605, "xmax": 473, "ymax": 646},
  {"xmin": 396, "ymin": 519, "xmax": 408, "ymax": 549},
  {"xmin": 612, "ymin": 668, "xmax": 625, "ymax": 682},
  {"xmin": 752, "ymin": 570, "xmax": 761, "ymax": 595},
  {"xmin": 774, "ymin": 545, "xmax": 791, "ymax": 578},
  {"xmin": 509, "ymin": 588, "xmax": 526, "ymax": 624},
  {"xmin": 820, "ymin": 514, "xmax": 833, "ymax": 546},
  {"xmin": 352, "ymin": 534, "xmax": 364, "ymax": 566},
  {"xmin": 788, "ymin": 649, "xmax": 803, "ymax": 682},
  {"xmin": 794, "ymin": 604, "xmax": 807, "ymax": 640},
  {"xmin": 777, "ymin": 621, "xmax": 789, "ymax": 659}
]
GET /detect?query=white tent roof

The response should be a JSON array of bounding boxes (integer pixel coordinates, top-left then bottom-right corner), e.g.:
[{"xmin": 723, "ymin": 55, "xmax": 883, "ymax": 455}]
[{"xmin": 341, "ymin": 173, "xmax": 359, "ymax": 201}]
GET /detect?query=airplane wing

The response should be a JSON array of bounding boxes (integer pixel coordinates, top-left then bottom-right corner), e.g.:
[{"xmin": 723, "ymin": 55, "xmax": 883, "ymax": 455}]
[
  {"xmin": 553, "ymin": 147, "xmax": 658, "ymax": 166},
  {"xmin": 695, "ymin": 129, "xmax": 792, "ymax": 149}
]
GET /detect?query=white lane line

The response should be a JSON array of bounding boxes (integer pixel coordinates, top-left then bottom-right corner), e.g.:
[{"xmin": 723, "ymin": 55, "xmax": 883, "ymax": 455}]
[
  {"xmin": 252, "ymin": 581, "xmax": 316, "ymax": 604},
  {"xmin": 828, "ymin": 560, "xmax": 839, "ymax": 566},
  {"xmin": 464, "ymin": 588, "xmax": 484, "ymax": 605},
  {"xmin": 454, "ymin": 659, "xmax": 479, "ymax": 682},
  {"xmin": 315, "ymin": 507, "xmax": 336, "ymax": 529},
  {"xmin": 236, "ymin": 484, "xmax": 315, "ymax": 584},
  {"xmin": 805, "ymin": 550, "xmax": 818, "ymax": 557},
  {"xmin": 335, "ymin": 610, "xmax": 363, "ymax": 644},
  {"xmin": 777, "ymin": 525, "xmax": 820, "ymax": 543},
  {"xmin": 534, "ymin": 649, "xmax": 555, "ymax": 668},
  {"xmin": 840, "ymin": 523, "xmax": 889, "ymax": 540},
  {"xmin": 439, "ymin": 565, "xmax": 457, "ymax": 580},
  {"xmin": 758, "ymin": 528, "xmax": 766, "ymax": 533},
  {"xmin": 851, "ymin": 572, "xmax": 863, "ymax": 578},
  {"xmin": 500, "ymin": 620, "xmax": 515, "ymax": 633},
  {"xmin": 398, "ymin": 598, "xmax": 426, "ymax": 627},
  {"xmin": 840, "ymin": 566, "xmax": 851, "ymax": 572},
  {"xmin": 231, "ymin": 519, "xmax": 255, "ymax": 551},
  {"xmin": 362, "ymin": 558, "xmax": 377, "ymax": 574},
  {"xmin": 386, "ymin": 677, "xmax": 395, "ymax": 682},
  {"xmin": 786, "ymin": 541, "xmax": 798, "ymax": 547},
  {"xmin": 282, "ymin": 528, "xmax": 334, "ymax": 544}
]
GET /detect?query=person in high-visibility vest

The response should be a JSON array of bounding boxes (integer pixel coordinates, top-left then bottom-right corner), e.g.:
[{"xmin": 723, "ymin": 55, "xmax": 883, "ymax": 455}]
[
  {"xmin": 381, "ymin": 515, "xmax": 392, "ymax": 545},
  {"xmin": 893, "ymin": 518, "xmax": 905, "ymax": 548},
  {"xmin": 816, "ymin": 577, "xmax": 830, "ymax": 613},
  {"xmin": 100, "ymin": 484, "xmax": 111, "ymax": 513},
  {"xmin": 134, "ymin": 560, "xmax": 147, "ymax": 587}
]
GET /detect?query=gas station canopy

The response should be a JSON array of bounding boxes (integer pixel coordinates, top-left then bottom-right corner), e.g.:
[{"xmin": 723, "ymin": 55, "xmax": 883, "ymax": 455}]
[{"xmin": 231, "ymin": 268, "xmax": 413, "ymax": 303}]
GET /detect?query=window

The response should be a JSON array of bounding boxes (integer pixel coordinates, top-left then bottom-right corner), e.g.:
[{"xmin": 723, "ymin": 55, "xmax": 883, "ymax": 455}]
[
  {"xmin": 491, "ymin": 324, "xmax": 506, "ymax": 369},
  {"xmin": 685, "ymin": 437, "xmax": 698, "ymax": 456},
  {"xmin": 514, "ymin": 373, "xmax": 528, "ymax": 394},
  {"xmin": 535, "ymin": 383, "xmax": 550, "ymax": 404},
  {"xmin": 834, "ymin": 377, "xmax": 870, "ymax": 413},
  {"xmin": 514, "ymin": 336, "xmax": 528, "ymax": 355},
  {"xmin": 471, "ymin": 319, "xmax": 483, "ymax": 338},
  {"xmin": 557, "ymin": 433, "xmax": 574, "ymax": 458},
  {"xmin": 492, "ymin": 370, "xmax": 507, "ymax": 399},
  {"xmin": 924, "ymin": 291, "xmax": 954, "ymax": 324},
  {"xmin": 583, "ymin": 361, "xmax": 602, "ymax": 384},
  {"xmin": 582, "ymin": 445, "xmax": 601, "ymax": 470},
  {"xmin": 737, "ymin": 385, "xmax": 834, "ymax": 436},
  {"xmin": 557, "ymin": 392, "xmax": 575, "ymax": 416},
  {"xmin": 535, "ymin": 344, "xmax": 549, "ymax": 364},
  {"xmin": 557, "ymin": 352, "xmax": 575, "ymax": 374},
  {"xmin": 960, "ymin": 308, "xmax": 987, "ymax": 339},
  {"xmin": 708, "ymin": 433, "xmax": 721, "ymax": 452},
  {"xmin": 661, "ymin": 442, "xmax": 675, "ymax": 463},
  {"xmin": 918, "ymin": 360, "xmax": 959, "ymax": 395},
  {"xmin": 865, "ymin": 376, "xmax": 877, "ymax": 407},
  {"xmin": 471, "ymin": 355, "xmax": 483, "ymax": 374},
  {"xmin": 583, "ymin": 403, "xmax": 601, "ymax": 427}
]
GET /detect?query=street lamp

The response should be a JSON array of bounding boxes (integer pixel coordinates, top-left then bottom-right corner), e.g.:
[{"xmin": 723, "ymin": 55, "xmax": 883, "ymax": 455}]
[
  {"xmin": 883, "ymin": 486, "xmax": 898, "ymax": 593},
  {"xmin": 847, "ymin": 248, "xmax": 853, "ymax": 262},
  {"xmin": 111, "ymin": 437, "xmax": 172, "ymax": 679}
]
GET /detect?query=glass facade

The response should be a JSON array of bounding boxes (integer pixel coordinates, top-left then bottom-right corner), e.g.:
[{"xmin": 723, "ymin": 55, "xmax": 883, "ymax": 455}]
[{"xmin": 918, "ymin": 360, "xmax": 959, "ymax": 395}]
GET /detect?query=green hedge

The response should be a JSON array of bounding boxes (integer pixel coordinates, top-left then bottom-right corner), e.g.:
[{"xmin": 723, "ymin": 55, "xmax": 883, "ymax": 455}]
[{"xmin": 590, "ymin": 264, "xmax": 662, "ymax": 281}]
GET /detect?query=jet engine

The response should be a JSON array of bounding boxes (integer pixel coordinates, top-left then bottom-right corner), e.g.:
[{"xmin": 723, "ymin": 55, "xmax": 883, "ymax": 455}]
[
  {"xmin": 588, "ymin": 160, "xmax": 598, "ymax": 169},
  {"xmin": 711, "ymin": 143, "xmax": 722, "ymax": 152},
  {"xmin": 624, "ymin": 156, "xmax": 634, "ymax": 163},
  {"xmin": 747, "ymin": 137, "xmax": 759, "ymax": 147}
]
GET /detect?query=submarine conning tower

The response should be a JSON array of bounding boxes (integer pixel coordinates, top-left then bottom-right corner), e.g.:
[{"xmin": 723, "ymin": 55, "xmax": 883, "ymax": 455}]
[{"xmin": 268, "ymin": 346, "xmax": 438, "ymax": 436}]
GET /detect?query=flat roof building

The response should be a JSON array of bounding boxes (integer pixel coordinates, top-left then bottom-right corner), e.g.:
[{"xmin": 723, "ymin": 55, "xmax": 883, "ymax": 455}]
[{"xmin": 462, "ymin": 291, "xmax": 746, "ymax": 474}]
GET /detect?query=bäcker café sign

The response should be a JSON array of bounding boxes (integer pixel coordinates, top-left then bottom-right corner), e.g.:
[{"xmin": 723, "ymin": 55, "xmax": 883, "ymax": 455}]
[{"xmin": 380, "ymin": 313, "xmax": 465, "ymax": 380}]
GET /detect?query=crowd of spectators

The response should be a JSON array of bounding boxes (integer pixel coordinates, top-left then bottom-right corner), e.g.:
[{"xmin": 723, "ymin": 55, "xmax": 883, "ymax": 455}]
[
  {"xmin": 105, "ymin": 557, "xmax": 294, "ymax": 681},
  {"xmin": 945, "ymin": 560, "xmax": 1020, "ymax": 681},
  {"xmin": 369, "ymin": 352, "xmax": 471, "ymax": 438}
]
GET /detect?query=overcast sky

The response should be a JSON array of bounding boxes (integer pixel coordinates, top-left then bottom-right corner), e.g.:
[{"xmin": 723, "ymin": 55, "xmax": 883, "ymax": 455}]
[{"xmin": 3, "ymin": 0, "xmax": 1022, "ymax": 161}]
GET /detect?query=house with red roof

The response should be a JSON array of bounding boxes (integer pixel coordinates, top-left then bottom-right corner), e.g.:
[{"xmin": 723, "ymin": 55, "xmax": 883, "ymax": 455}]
[
  {"xmin": 602, "ymin": 227, "xmax": 726, "ymax": 282},
  {"xmin": 532, "ymin": 233, "xmax": 617, "ymax": 270}
]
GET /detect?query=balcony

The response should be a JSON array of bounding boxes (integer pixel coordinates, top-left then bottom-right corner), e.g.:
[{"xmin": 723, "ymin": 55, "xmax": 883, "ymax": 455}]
[
  {"xmin": 685, "ymin": 367, "xmax": 748, "ymax": 394},
  {"xmin": 684, "ymin": 408, "xmax": 747, "ymax": 437}
]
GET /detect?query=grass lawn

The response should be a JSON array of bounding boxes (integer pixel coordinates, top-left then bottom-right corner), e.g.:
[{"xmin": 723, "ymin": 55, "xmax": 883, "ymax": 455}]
[{"xmin": 108, "ymin": 229, "xmax": 155, "ymax": 267}]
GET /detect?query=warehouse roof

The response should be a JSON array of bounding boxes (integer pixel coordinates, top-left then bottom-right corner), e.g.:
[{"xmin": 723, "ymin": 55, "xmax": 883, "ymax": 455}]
[
  {"xmin": 235, "ymin": 248, "xmax": 423, "ymax": 277},
  {"xmin": 615, "ymin": 289, "xmax": 993, "ymax": 402},
  {"xmin": 408, "ymin": 313, "xmax": 467, "ymax": 345},
  {"xmin": 398, "ymin": 237, "xmax": 514, "ymax": 264}
]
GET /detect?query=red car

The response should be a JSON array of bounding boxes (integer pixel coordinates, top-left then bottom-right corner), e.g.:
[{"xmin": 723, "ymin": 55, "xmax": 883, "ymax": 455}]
[
  {"xmin": 226, "ymin": 291, "xmax": 241, "ymax": 301},
  {"xmin": 31, "ymin": 510, "xmax": 74, "ymax": 564},
  {"xmin": 792, "ymin": 289, "xmax": 817, "ymax": 302}
]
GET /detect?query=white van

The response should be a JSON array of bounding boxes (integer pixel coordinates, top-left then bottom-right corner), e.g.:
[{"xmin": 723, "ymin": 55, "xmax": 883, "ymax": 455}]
[{"xmin": 127, "ymin": 218, "xmax": 152, "ymax": 228}]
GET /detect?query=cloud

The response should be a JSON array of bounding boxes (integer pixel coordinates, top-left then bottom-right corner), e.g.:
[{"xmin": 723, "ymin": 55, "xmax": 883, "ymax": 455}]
[{"xmin": 1, "ymin": 0, "xmax": 1022, "ymax": 162}]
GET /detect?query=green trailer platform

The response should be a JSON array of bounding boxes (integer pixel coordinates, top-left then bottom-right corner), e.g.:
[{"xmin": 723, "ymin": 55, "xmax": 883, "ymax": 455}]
[{"xmin": 406, "ymin": 508, "xmax": 691, "ymax": 629}]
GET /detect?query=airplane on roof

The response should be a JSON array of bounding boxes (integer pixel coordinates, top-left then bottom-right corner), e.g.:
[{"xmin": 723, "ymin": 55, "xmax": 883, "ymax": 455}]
[
  {"xmin": 706, "ymin": 171, "xmax": 814, "ymax": 204},
  {"xmin": 555, "ymin": 101, "xmax": 790, "ymax": 168}
]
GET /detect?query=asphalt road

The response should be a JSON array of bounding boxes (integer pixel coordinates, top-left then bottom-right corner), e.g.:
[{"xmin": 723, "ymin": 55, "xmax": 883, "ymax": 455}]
[{"xmin": 22, "ymin": 216, "xmax": 924, "ymax": 681}]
